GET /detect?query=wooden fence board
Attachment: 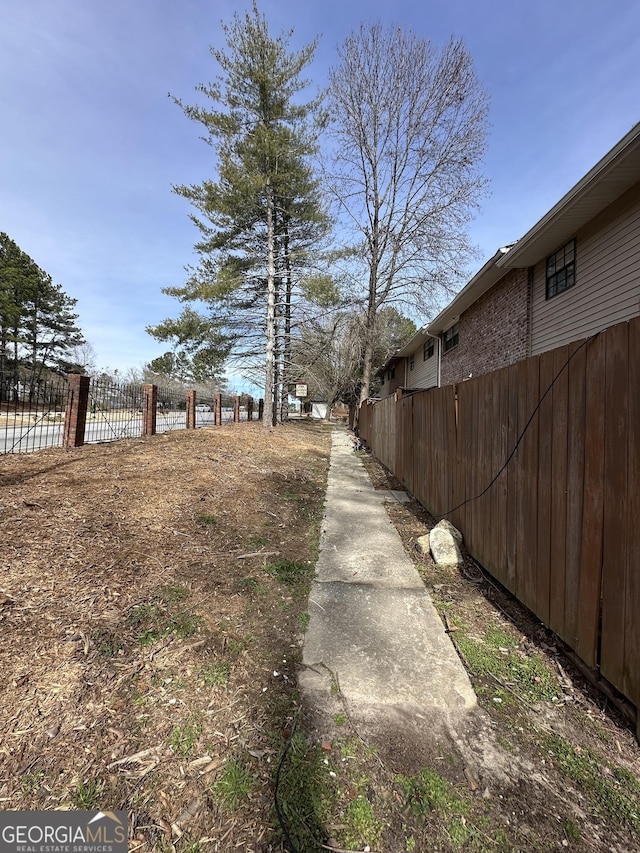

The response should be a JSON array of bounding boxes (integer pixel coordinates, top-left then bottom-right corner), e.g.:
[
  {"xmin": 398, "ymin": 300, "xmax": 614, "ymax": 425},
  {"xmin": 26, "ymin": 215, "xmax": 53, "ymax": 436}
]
[
  {"xmin": 576, "ymin": 334, "xmax": 606, "ymax": 667},
  {"xmin": 477, "ymin": 373, "xmax": 495, "ymax": 571},
  {"xmin": 505, "ymin": 364, "xmax": 519, "ymax": 594},
  {"xmin": 494, "ymin": 367, "xmax": 509, "ymax": 587},
  {"xmin": 536, "ymin": 350, "xmax": 554, "ymax": 626},
  {"xmin": 549, "ymin": 346, "xmax": 569, "ymax": 640},
  {"xmin": 451, "ymin": 385, "xmax": 467, "ymax": 534},
  {"xmin": 520, "ymin": 357, "xmax": 540, "ymax": 611},
  {"xmin": 624, "ymin": 316, "xmax": 640, "ymax": 707},
  {"xmin": 601, "ymin": 324, "xmax": 629, "ymax": 691},
  {"xmin": 565, "ymin": 341, "xmax": 587, "ymax": 649}
]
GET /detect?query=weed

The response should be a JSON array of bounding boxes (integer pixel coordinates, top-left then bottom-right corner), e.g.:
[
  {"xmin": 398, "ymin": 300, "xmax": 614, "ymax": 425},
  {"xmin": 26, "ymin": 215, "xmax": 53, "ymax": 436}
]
[
  {"xmin": 170, "ymin": 612, "xmax": 203, "ymax": 639},
  {"xmin": 298, "ymin": 611, "xmax": 310, "ymax": 632},
  {"xmin": 344, "ymin": 795, "xmax": 382, "ymax": 849},
  {"xmin": 160, "ymin": 585, "xmax": 190, "ymax": 603},
  {"xmin": 395, "ymin": 768, "xmax": 471, "ymax": 822},
  {"xmin": 92, "ymin": 629, "xmax": 123, "ymax": 658},
  {"xmin": 196, "ymin": 514, "xmax": 217, "ymax": 526},
  {"xmin": 21, "ymin": 770, "xmax": 45, "ymax": 794},
  {"xmin": 334, "ymin": 713, "xmax": 347, "ymax": 726},
  {"xmin": 128, "ymin": 600, "xmax": 203, "ymax": 645},
  {"xmin": 212, "ymin": 757, "xmax": 255, "ymax": 811},
  {"xmin": 201, "ymin": 661, "xmax": 229, "ymax": 687},
  {"xmin": 247, "ymin": 535, "xmax": 271, "ymax": 549},
  {"xmin": 265, "ymin": 559, "xmax": 314, "ymax": 586},
  {"xmin": 72, "ymin": 779, "xmax": 102, "ymax": 810},
  {"xmin": 452, "ymin": 619, "xmax": 559, "ymax": 703},
  {"xmin": 561, "ymin": 817, "xmax": 582, "ymax": 843},
  {"xmin": 237, "ymin": 576, "xmax": 266, "ymax": 593},
  {"xmin": 168, "ymin": 718, "xmax": 202, "ymax": 756},
  {"xmin": 544, "ymin": 733, "xmax": 640, "ymax": 832}
]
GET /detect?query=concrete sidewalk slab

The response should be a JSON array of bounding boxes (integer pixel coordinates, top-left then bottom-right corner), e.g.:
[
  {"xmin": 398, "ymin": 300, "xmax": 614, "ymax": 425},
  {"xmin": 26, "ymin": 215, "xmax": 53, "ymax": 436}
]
[{"xmin": 300, "ymin": 428, "xmax": 476, "ymax": 761}]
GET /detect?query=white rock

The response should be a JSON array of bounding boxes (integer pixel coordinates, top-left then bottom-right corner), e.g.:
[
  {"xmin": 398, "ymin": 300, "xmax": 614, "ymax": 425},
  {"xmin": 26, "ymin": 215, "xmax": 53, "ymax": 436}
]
[
  {"xmin": 429, "ymin": 524, "xmax": 463, "ymax": 568},
  {"xmin": 416, "ymin": 534, "xmax": 430, "ymax": 554}
]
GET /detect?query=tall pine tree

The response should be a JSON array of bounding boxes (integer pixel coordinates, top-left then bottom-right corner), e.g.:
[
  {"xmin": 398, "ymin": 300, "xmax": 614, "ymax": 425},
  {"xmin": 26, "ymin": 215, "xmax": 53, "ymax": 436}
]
[{"xmin": 150, "ymin": 2, "xmax": 327, "ymax": 426}]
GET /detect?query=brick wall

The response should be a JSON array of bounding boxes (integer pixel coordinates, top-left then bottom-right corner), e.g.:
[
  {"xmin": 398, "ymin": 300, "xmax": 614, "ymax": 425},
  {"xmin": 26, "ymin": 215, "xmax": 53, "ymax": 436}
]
[{"xmin": 440, "ymin": 268, "xmax": 530, "ymax": 386}]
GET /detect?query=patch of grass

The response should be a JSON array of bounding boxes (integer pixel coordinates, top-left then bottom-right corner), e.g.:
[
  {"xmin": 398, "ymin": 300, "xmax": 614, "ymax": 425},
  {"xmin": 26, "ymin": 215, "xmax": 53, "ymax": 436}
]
[
  {"xmin": 160, "ymin": 584, "xmax": 190, "ymax": 603},
  {"xmin": 344, "ymin": 795, "xmax": 382, "ymax": 849},
  {"xmin": 272, "ymin": 732, "xmax": 328, "ymax": 850},
  {"xmin": 544, "ymin": 733, "xmax": 640, "ymax": 832},
  {"xmin": 297, "ymin": 611, "xmax": 310, "ymax": 632},
  {"xmin": 334, "ymin": 713, "xmax": 347, "ymax": 726},
  {"xmin": 452, "ymin": 619, "xmax": 559, "ymax": 704},
  {"xmin": 72, "ymin": 779, "xmax": 102, "ymax": 810},
  {"xmin": 201, "ymin": 661, "xmax": 229, "ymax": 687},
  {"xmin": 168, "ymin": 717, "xmax": 202, "ymax": 756},
  {"xmin": 561, "ymin": 817, "xmax": 582, "ymax": 843},
  {"xmin": 395, "ymin": 768, "xmax": 471, "ymax": 823},
  {"xmin": 212, "ymin": 757, "xmax": 255, "ymax": 812},
  {"xmin": 247, "ymin": 535, "xmax": 271, "ymax": 549},
  {"xmin": 196, "ymin": 514, "xmax": 217, "ymax": 526},
  {"xmin": 128, "ymin": 600, "xmax": 203, "ymax": 645},
  {"xmin": 237, "ymin": 576, "xmax": 265, "ymax": 593},
  {"xmin": 265, "ymin": 559, "xmax": 314, "ymax": 586}
]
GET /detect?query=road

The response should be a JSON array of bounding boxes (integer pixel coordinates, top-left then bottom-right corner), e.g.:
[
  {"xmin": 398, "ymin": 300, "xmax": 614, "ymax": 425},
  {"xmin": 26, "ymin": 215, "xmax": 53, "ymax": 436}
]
[{"xmin": 0, "ymin": 410, "xmax": 246, "ymax": 454}]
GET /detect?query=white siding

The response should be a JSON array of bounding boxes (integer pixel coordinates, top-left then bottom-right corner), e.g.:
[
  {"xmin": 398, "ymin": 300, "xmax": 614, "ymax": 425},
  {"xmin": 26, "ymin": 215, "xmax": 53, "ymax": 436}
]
[
  {"xmin": 406, "ymin": 340, "xmax": 438, "ymax": 388},
  {"xmin": 531, "ymin": 183, "xmax": 640, "ymax": 355}
]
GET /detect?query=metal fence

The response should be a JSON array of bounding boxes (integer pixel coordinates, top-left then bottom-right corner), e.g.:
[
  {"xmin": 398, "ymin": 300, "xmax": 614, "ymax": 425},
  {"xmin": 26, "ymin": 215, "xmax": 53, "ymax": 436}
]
[
  {"xmin": 1, "ymin": 375, "xmax": 262, "ymax": 455},
  {"xmin": 156, "ymin": 385, "xmax": 188, "ymax": 433},
  {"xmin": 85, "ymin": 378, "xmax": 145, "ymax": 444},
  {"xmin": 0, "ymin": 376, "xmax": 68, "ymax": 454}
]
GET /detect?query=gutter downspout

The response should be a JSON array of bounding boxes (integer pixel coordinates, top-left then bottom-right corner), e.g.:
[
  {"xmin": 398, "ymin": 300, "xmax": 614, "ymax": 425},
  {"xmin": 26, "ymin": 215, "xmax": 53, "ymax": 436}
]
[{"xmin": 425, "ymin": 331, "xmax": 441, "ymax": 387}]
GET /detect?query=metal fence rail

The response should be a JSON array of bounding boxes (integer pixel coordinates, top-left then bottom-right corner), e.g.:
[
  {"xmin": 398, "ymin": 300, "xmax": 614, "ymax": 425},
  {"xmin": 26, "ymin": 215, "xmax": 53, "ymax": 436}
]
[
  {"xmin": 0, "ymin": 377, "xmax": 68, "ymax": 454},
  {"xmin": 156, "ymin": 385, "xmax": 187, "ymax": 433},
  {"xmin": 86, "ymin": 378, "xmax": 144, "ymax": 444}
]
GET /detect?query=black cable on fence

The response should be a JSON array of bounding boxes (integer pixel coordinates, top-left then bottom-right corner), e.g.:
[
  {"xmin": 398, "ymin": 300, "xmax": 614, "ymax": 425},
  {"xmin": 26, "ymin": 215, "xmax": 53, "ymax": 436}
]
[{"xmin": 437, "ymin": 332, "xmax": 598, "ymax": 522}]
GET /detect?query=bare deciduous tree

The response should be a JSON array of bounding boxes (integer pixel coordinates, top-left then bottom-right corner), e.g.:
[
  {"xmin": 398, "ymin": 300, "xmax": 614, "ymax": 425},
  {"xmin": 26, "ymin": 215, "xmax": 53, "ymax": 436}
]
[{"xmin": 327, "ymin": 24, "xmax": 489, "ymax": 400}]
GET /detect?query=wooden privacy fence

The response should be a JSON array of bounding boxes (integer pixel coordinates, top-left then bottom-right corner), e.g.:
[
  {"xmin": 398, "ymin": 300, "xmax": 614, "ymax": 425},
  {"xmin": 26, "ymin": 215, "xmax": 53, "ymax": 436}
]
[{"xmin": 359, "ymin": 316, "xmax": 640, "ymax": 719}]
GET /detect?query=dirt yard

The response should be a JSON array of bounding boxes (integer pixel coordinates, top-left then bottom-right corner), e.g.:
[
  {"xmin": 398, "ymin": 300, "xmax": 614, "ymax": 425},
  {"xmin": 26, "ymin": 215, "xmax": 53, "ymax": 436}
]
[
  {"xmin": 1, "ymin": 423, "xmax": 639, "ymax": 853},
  {"xmin": 0, "ymin": 422, "xmax": 331, "ymax": 850}
]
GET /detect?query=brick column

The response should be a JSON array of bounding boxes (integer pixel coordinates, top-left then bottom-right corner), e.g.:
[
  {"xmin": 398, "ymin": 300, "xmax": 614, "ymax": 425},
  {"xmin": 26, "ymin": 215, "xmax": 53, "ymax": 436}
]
[
  {"xmin": 186, "ymin": 390, "xmax": 196, "ymax": 429},
  {"xmin": 247, "ymin": 397, "xmax": 254, "ymax": 421},
  {"xmin": 258, "ymin": 398, "xmax": 264, "ymax": 421},
  {"xmin": 214, "ymin": 392, "xmax": 222, "ymax": 425},
  {"xmin": 64, "ymin": 374, "xmax": 90, "ymax": 448},
  {"xmin": 142, "ymin": 384, "xmax": 157, "ymax": 436}
]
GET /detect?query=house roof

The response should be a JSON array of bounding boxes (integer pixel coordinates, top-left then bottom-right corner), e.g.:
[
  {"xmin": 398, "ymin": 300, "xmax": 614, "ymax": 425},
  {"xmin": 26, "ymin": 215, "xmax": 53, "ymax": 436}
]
[{"xmin": 427, "ymin": 120, "xmax": 640, "ymax": 335}]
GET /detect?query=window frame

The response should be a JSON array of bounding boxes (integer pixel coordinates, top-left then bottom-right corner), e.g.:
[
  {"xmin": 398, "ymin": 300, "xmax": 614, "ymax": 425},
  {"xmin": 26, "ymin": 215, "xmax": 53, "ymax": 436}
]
[
  {"xmin": 409, "ymin": 354, "xmax": 415, "ymax": 371},
  {"xmin": 546, "ymin": 238, "xmax": 576, "ymax": 300},
  {"xmin": 423, "ymin": 339, "xmax": 435, "ymax": 361},
  {"xmin": 443, "ymin": 323, "xmax": 459, "ymax": 353}
]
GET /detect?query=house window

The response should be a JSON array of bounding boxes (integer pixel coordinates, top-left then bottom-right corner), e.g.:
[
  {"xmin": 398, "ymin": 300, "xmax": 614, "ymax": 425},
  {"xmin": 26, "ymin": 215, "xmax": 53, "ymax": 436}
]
[
  {"xmin": 409, "ymin": 354, "xmax": 415, "ymax": 371},
  {"xmin": 443, "ymin": 323, "xmax": 459, "ymax": 352},
  {"xmin": 546, "ymin": 239, "xmax": 576, "ymax": 299},
  {"xmin": 389, "ymin": 367, "xmax": 395, "ymax": 381},
  {"xmin": 423, "ymin": 339, "xmax": 434, "ymax": 360}
]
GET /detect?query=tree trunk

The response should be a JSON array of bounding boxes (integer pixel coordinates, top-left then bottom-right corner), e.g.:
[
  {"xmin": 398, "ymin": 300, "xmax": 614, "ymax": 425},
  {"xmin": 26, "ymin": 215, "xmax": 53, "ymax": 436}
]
[
  {"xmin": 263, "ymin": 184, "xmax": 276, "ymax": 429},
  {"xmin": 359, "ymin": 272, "xmax": 378, "ymax": 403},
  {"xmin": 280, "ymin": 219, "xmax": 292, "ymax": 423}
]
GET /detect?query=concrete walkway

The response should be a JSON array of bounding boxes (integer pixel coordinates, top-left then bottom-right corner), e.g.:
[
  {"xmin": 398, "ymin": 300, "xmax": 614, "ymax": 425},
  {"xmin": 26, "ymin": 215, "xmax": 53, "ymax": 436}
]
[{"xmin": 300, "ymin": 428, "xmax": 476, "ymax": 764}]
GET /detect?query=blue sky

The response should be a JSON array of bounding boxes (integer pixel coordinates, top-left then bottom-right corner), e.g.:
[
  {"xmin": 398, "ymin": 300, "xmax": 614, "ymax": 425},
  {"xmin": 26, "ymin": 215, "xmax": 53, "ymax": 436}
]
[{"xmin": 1, "ymin": 0, "xmax": 639, "ymax": 385}]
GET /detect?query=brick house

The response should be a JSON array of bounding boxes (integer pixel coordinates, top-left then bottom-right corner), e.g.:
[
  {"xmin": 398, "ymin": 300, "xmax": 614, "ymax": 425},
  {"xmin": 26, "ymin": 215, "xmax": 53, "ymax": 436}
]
[{"xmin": 378, "ymin": 120, "xmax": 640, "ymax": 396}]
